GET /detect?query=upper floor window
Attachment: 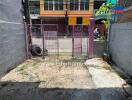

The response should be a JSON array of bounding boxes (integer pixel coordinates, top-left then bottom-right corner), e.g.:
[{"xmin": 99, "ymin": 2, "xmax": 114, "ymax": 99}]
[
  {"xmin": 70, "ymin": 0, "xmax": 89, "ymax": 10},
  {"xmin": 29, "ymin": 1, "xmax": 40, "ymax": 14},
  {"xmin": 44, "ymin": 0, "xmax": 64, "ymax": 11}
]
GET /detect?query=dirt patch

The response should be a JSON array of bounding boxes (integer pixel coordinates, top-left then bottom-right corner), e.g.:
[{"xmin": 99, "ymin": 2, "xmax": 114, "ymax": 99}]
[{"xmin": 0, "ymin": 57, "xmax": 100, "ymax": 100}]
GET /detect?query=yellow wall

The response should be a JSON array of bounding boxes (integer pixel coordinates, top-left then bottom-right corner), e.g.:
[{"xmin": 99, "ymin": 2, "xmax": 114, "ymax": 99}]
[{"xmin": 40, "ymin": 0, "xmax": 94, "ymax": 17}]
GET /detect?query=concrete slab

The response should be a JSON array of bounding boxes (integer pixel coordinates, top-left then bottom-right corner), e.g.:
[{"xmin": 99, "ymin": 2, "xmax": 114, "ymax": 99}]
[
  {"xmin": 0, "ymin": 57, "xmax": 131, "ymax": 100},
  {"xmin": 85, "ymin": 58, "xmax": 131, "ymax": 100}
]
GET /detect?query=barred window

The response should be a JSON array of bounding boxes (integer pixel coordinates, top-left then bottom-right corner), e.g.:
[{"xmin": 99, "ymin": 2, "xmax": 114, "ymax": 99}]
[
  {"xmin": 44, "ymin": 0, "xmax": 64, "ymax": 11},
  {"xmin": 70, "ymin": 0, "xmax": 89, "ymax": 10}
]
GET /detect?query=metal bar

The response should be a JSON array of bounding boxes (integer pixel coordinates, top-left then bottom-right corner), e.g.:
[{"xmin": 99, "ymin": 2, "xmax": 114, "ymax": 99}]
[
  {"xmin": 28, "ymin": 24, "xmax": 32, "ymax": 59},
  {"xmin": 57, "ymin": 25, "xmax": 59, "ymax": 58},
  {"xmin": 29, "ymin": 24, "xmax": 33, "ymax": 46},
  {"xmin": 80, "ymin": 25, "xmax": 83, "ymax": 56},
  {"xmin": 41, "ymin": 19, "xmax": 45, "ymax": 59},
  {"xmin": 41, "ymin": 24, "xmax": 59, "ymax": 26},
  {"xmin": 72, "ymin": 25, "xmax": 74, "ymax": 57},
  {"xmin": 88, "ymin": 18, "xmax": 95, "ymax": 59},
  {"xmin": 87, "ymin": 25, "xmax": 89, "ymax": 58},
  {"xmin": 42, "ymin": 32, "xmax": 45, "ymax": 59},
  {"xmin": 24, "ymin": 22, "xmax": 29, "ymax": 59},
  {"xmin": 26, "ymin": 24, "xmax": 59, "ymax": 25}
]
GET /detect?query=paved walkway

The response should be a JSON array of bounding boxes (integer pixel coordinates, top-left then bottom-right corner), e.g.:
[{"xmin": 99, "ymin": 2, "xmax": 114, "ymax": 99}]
[{"xmin": 0, "ymin": 57, "xmax": 130, "ymax": 100}]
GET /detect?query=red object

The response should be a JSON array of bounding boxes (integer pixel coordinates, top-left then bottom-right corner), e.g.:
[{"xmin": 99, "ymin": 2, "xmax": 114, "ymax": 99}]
[{"xmin": 112, "ymin": 10, "xmax": 124, "ymax": 13}]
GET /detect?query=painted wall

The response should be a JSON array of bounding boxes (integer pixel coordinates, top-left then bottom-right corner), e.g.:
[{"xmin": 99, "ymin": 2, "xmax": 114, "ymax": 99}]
[
  {"xmin": 0, "ymin": 0, "xmax": 26, "ymax": 77},
  {"xmin": 109, "ymin": 22, "xmax": 132, "ymax": 76}
]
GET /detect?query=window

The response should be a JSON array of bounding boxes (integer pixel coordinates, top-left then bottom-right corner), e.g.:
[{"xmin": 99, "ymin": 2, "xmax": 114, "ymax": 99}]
[
  {"xmin": 55, "ymin": 0, "xmax": 63, "ymax": 10},
  {"xmin": 55, "ymin": 0, "xmax": 59, "ymax": 10},
  {"xmin": 44, "ymin": 0, "xmax": 49, "ymax": 10},
  {"xmin": 49, "ymin": 0, "xmax": 53, "ymax": 10},
  {"xmin": 70, "ymin": 0, "xmax": 74, "ymax": 10},
  {"xmin": 75, "ymin": 0, "xmax": 79, "ymax": 10},
  {"xmin": 77, "ymin": 17, "xmax": 82, "ymax": 24},
  {"xmin": 59, "ymin": 0, "xmax": 64, "ymax": 10},
  {"xmin": 85, "ymin": 0, "xmax": 89, "ymax": 10},
  {"xmin": 44, "ymin": 0, "xmax": 64, "ymax": 10},
  {"xmin": 70, "ymin": 0, "xmax": 89, "ymax": 10},
  {"xmin": 29, "ymin": 1, "xmax": 40, "ymax": 14},
  {"xmin": 80, "ymin": 0, "xmax": 85, "ymax": 10}
]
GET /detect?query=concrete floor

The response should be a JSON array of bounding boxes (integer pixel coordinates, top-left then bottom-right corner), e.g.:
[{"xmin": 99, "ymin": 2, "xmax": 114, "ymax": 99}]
[{"xmin": 0, "ymin": 57, "xmax": 130, "ymax": 100}]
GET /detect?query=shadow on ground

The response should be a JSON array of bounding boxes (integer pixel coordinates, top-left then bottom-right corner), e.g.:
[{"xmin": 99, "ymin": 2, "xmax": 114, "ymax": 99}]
[{"xmin": 0, "ymin": 82, "xmax": 129, "ymax": 100}]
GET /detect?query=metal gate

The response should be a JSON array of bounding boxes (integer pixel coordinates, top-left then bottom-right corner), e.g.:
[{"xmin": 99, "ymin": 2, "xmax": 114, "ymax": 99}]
[
  {"xmin": 25, "ymin": 20, "xmax": 95, "ymax": 59},
  {"xmin": 42, "ymin": 24, "xmax": 59, "ymax": 59},
  {"xmin": 72, "ymin": 25, "xmax": 83, "ymax": 58}
]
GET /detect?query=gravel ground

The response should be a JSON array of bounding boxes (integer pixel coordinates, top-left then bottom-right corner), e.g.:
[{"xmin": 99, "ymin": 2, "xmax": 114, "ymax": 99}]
[{"xmin": 0, "ymin": 57, "xmax": 131, "ymax": 100}]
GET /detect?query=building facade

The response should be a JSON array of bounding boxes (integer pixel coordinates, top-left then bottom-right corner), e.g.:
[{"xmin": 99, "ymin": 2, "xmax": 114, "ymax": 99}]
[
  {"xmin": 40, "ymin": 0, "xmax": 94, "ymax": 36},
  {"xmin": 29, "ymin": 0, "xmax": 41, "ymax": 37},
  {"xmin": 29, "ymin": 0, "xmax": 111, "ymax": 36},
  {"xmin": 29, "ymin": 0, "xmax": 40, "ymax": 24}
]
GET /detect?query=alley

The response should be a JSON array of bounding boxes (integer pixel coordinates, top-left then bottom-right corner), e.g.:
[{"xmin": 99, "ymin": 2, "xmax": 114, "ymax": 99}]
[
  {"xmin": 0, "ymin": 0, "xmax": 132, "ymax": 100},
  {"xmin": 0, "ymin": 57, "xmax": 130, "ymax": 100}
]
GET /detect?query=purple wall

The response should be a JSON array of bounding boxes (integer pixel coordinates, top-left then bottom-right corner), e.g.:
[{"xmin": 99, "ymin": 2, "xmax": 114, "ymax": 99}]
[{"xmin": 42, "ymin": 18, "xmax": 66, "ymax": 36}]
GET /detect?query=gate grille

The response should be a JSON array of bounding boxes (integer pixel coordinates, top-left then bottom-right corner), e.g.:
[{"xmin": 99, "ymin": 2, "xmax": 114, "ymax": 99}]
[{"xmin": 25, "ymin": 24, "xmax": 90, "ymax": 59}]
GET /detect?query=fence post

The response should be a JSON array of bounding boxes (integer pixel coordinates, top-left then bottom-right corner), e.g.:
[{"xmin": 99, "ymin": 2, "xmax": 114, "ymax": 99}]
[
  {"xmin": 88, "ymin": 18, "xmax": 95, "ymax": 59},
  {"xmin": 72, "ymin": 25, "xmax": 74, "ymax": 57},
  {"xmin": 80, "ymin": 25, "xmax": 83, "ymax": 56},
  {"xmin": 24, "ymin": 22, "xmax": 29, "ymax": 59},
  {"xmin": 41, "ymin": 20, "xmax": 45, "ymax": 59},
  {"xmin": 57, "ymin": 26, "xmax": 59, "ymax": 58}
]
